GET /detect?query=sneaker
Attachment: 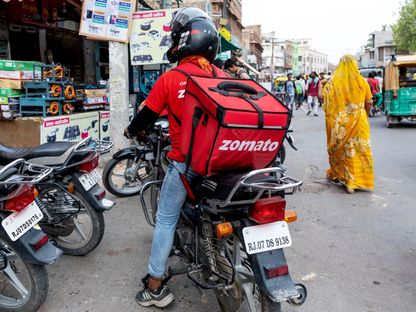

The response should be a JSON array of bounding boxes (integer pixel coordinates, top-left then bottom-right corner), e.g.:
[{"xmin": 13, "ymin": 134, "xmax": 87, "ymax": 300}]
[
  {"xmin": 314, "ymin": 114, "xmax": 319, "ymax": 117},
  {"xmin": 136, "ymin": 284, "xmax": 174, "ymax": 308},
  {"xmin": 306, "ymin": 111, "xmax": 311, "ymax": 116}
]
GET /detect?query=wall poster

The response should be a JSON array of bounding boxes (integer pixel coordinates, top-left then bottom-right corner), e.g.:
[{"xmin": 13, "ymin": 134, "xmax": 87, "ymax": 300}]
[
  {"xmin": 130, "ymin": 9, "xmax": 178, "ymax": 65},
  {"xmin": 79, "ymin": 0, "xmax": 137, "ymax": 43}
]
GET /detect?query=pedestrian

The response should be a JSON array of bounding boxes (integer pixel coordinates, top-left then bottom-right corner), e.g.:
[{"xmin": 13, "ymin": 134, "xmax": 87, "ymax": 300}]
[
  {"xmin": 306, "ymin": 71, "xmax": 320, "ymax": 116},
  {"xmin": 367, "ymin": 71, "xmax": 382, "ymax": 110},
  {"xmin": 284, "ymin": 73, "xmax": 296, "ymax": 113},
  {"xmin": 124, "ymin": 7, "xmax": 225, "ymax": 308},
  {"xmin": 294, "ymin": 75, "xmax": 305, "ymax": 109},
  {"xmin": 375, "ymin": 70, "xmax": 383, "ymax": 93},
  {"xmin": 224, "ymin": 59, "xmax": 250, "ymax": 79},
  {"xmin": 322, "ymin": 55, "xmax": 374, "ymax": 194}
]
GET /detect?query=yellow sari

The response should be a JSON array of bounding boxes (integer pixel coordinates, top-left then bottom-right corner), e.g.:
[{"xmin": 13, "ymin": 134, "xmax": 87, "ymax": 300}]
[{"xmin": 323, "ymin": 55, "xmax": 374, "ymax": 191}]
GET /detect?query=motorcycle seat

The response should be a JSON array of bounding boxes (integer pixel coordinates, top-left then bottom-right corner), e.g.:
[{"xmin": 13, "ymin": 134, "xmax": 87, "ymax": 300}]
[{"xmin": 0, "ymin": 142, "xmax": 76, "ymax": 164}]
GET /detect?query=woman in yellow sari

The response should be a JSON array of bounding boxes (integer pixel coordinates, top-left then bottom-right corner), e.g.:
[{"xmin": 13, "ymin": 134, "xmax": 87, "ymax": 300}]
[{"xmin": 322, "ymin": 55, "xmax": 374, "ymax": 194}]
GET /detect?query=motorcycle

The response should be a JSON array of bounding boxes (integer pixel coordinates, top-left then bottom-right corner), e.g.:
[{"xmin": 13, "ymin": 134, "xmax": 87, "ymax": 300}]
[
  {"xmin": 275, "ymin": 127, "xmax": 297, "ymax": 165},
  {"xmin": 0, "ymin": 159, "xmax": 62, "ymax": 312},
  {"xmin": 138, "ymin": 130, "xmax": 307, "ymax": 311},
  {"xmin": 102, "ymin": 118, "xmax": 170, "ymax": 197},
  {"xmin": 0, "ymin": 138, "xmax": 115, "ymax": 256}
]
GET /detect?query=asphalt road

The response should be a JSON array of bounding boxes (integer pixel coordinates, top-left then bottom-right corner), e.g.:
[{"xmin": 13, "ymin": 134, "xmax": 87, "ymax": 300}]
[{"xmin": 41, "ymin": 106, "xmax": 416, "ymax": 312}]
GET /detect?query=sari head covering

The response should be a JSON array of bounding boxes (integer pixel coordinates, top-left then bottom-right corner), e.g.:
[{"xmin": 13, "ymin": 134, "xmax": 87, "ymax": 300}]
[{"xmin": 322, "ymin": 55, "xmax": 374, "ymax": 191}]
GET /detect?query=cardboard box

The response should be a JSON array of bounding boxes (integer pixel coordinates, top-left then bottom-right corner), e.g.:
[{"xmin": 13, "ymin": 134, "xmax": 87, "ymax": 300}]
[
  {"xmin": 0, "ymin": 79, "xmax": 24, "ymax": 89},
  {"xmin": 84, "ymin": 89, "xmax": 107, "ymax": 98},
  {"xmin": 0, "ymin": 69, "xmax": 41, "ymax": 80},
  {"xmin": 0, "ymin": 112, "xmax": 101, "ymax": 147},
  {"xmin": 0, "ymin": 87, "xmax": 24, "ymax": 97},
  {"xmin": 84, "ymin": 96, "xmax": 107, "ymax": 104},
  {"xmin": 0, "ymin": 60, "xmax": 42, "ymax": 71}
]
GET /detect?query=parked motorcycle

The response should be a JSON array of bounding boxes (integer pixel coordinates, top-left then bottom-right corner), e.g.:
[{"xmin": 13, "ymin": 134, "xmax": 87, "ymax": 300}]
[
  {"xmin": 102, "ymin": 119, "xmax": 170, "ymax": 197},
  {"xmin": 138, "ymin": 135, "xmax": 307, "ymax": 311},
  {"xmin": 0, "ymin": 159, "xmax": 62, "ymax": 312},
  {"xmin": 0, "ymin": 138, "xmax": 115, "ymax": 256}
]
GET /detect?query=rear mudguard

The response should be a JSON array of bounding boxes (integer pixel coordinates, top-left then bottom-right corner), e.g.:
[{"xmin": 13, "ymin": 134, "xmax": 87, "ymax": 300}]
[
  {"xmin": 0, "ymin": 212, "xmax": 62, "ymax": 265},
  {"xmin": 72, "ymin": 173, "xmax": 115, "ymax": 211},
  {"xmin": 241, "ymin": 219, "xmax": 300, "ymax": 302},
  {"xmin": 112, "ymin": 146, "xmax": 152, "ymax": 160}
]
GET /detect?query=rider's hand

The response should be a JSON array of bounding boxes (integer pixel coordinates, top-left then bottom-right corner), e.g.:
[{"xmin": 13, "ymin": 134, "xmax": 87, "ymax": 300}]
[{"xmin": 123, "ymin": 128, "xmax": 130, "ymax": 139}]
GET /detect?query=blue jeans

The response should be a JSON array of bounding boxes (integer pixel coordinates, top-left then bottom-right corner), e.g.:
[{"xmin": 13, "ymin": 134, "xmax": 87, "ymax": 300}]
[
  {"xmin": 148, "ymin": 161, "xmax": 198, "ymax": 278},
  {"xmin": 286, "ymin": 94, "xmax": 295, "ymax": 111}
]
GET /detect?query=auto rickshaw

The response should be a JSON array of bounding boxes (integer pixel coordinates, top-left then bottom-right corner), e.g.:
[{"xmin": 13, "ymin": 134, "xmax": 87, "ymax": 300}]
[
  {"xmin": 384, "ymin": 55, "xmax": 416, "ymax": 127},
  {"xmin": 273, "ymin": 76, "xmax": 288, "ymax": 102}
]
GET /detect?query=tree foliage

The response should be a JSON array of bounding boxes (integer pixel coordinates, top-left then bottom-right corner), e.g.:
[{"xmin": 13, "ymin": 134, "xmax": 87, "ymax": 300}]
[{"xmin": 392, "ymin": 0, "xmax": 416, "ymax": 52}]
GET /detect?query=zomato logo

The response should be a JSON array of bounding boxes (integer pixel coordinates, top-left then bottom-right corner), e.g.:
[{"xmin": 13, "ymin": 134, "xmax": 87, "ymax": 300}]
[{"xmin": 219, "ymin": 139, "xmax": 279, "ymax": 152}]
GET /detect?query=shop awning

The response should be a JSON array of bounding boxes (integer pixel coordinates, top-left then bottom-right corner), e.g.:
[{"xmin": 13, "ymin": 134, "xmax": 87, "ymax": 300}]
[
  {"xmin": 220, "ymin": 36, "xmax": 240, "ymax": 53},
  {"xmin": 235, "ymin": 57, "xmax": 261, "ymax": 77}
]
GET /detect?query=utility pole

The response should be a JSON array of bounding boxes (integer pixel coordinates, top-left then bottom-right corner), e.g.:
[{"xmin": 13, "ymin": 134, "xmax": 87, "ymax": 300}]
[
  {"xmin": 270, "ymin": 37, "xmax": 275, "ymax": 81},
  {"xmin": 109, "ymin": 41, "xmax": 130, "ymax": 151}
]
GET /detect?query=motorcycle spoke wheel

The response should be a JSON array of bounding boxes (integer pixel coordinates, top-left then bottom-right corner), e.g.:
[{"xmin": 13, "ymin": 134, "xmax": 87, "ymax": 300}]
[
  {"xmin": 103, "ymin": 157, "xmax": 153, "ymax": 197},
  {"xmin": 51, "ymin": 191, "xmax": 105, "ymax": 256},
  {"xmin": 0, "ymin": 238, "xmax": 48, "ymax": 312}
]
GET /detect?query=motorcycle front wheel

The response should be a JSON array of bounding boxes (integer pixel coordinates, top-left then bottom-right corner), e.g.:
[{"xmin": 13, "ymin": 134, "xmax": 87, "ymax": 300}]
[
  {"xmin": 103, "ymin": 156, "xmax": 153, "ymax": 197},
  {"xmin": 0, "ymin": 238, "xmax": 48, "ymax": 312}
]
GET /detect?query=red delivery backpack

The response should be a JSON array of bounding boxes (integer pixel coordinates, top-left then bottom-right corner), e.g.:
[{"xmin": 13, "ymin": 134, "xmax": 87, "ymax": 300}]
[{"xmin": 175, "ymin": 67, "xmax": 290, "ymax": 177}]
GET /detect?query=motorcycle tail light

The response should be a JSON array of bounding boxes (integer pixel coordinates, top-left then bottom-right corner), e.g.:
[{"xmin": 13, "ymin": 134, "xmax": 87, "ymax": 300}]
[
  {"xmin": 249, "ymin": 196, "xmax": 286, "ymax": 224},
  {"xmin": 79, "ymin": 153, "xmax": 99, "ymax": 173},
  {"xmin": 4, "ymin": 185, "xmax": 37, "ymax": 213},
  {"xmin": 216, "ymin": 222, "xmax": 233, "ymax": 238},
  {"xmin": 265, "ymin": 265, "xmax": 289, "ymax": 279},
  {"xmin": 32, "ymin": 234, "xmax": 49, "ymax": 252}
]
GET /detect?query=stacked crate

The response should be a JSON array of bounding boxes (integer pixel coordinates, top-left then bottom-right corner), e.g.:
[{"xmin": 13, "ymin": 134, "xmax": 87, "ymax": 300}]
[
  {"xmin": 0, "ymin": 60, "xmax": 41, "ymax": 119},
  {"xmin": 19, "ymin": 64, "xmax": 76, "ymax": 117}
]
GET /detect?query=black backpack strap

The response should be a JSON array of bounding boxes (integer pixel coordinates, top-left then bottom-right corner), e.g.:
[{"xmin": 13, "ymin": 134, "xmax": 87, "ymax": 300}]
[{"xmin": 184, "ymin": 106, "xmax": 203, "ymax": 175}]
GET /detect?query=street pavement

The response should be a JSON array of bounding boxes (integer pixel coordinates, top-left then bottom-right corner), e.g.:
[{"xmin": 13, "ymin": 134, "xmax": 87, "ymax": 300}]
[{"xmin": 41, "ymin": 105, "xmax": 416, "ymax": 312}]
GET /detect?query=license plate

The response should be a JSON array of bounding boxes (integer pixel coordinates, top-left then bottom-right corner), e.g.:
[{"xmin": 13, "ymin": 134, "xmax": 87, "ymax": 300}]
[
  {"xmin": 79, "ymin": 169, "xmax": 101, "ymax": 191},
  {"xmin": 242, "ymin": 221, "xmax": 292, "ymax": 255},
  {"xmin": 1, "ymin": 202, "xmax": 44, "ymax": 241}
]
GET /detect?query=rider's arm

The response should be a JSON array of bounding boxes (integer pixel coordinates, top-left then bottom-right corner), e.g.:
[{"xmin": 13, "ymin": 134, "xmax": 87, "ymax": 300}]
[
  {"xmin": 126, "ymin": 73, "xmax": 169, "ymax": 135},
  {"xmin": 127, "ymin": 105, "xmax": 159, "ymax": 135}
]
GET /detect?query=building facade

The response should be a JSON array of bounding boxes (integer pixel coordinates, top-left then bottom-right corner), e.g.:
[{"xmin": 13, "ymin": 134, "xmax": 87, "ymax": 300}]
[
  {"xmin": 296, "ymin": 39, "xmax": 328, "ymax": 74},
  {"xmin": 242, "ymin": 25, "xmax": 263, "ymax": 68},
  {"xmin": 356, "ymin": 30, "xmax": 395, "ymax": 68}
]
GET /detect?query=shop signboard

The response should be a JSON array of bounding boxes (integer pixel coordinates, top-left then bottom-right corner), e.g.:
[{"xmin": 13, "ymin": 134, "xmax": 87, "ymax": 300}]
[
  {"xmin": 130, "ymin": 9, "xmax": 178, "ymax": 65},
  {"xmin": 79, "ymin": 0, "xmax": 137, "ymax": 43},
  {"xmin": 41, "ymin": 112, "xmax": 100, "ymax": 144}
]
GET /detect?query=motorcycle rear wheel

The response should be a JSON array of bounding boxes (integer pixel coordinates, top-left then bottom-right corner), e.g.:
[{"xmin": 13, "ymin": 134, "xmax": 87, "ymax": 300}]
[
  {"xmin": 47, "ymin": 190, "xmax": 105, "ymax": 256},
  {"xmin": 103, "ymin": 156, "xmax": 152, "ymax": 197},
  {"xmin": 0, "ymin": 238, "xmax": 48, "ymax": 312}
]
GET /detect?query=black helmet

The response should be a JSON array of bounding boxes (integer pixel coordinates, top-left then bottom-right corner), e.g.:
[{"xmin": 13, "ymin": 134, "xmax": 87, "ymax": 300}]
[{"xmin": 167, "ymin": 7, "xmax": 219, "ymax": 64}]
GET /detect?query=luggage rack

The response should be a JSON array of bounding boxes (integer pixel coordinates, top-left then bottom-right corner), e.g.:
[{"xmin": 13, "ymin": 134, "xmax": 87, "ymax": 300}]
[
  {"xmin": 207, "ymin": 167, "xmax": 303, "ymax": 208},
  {"xmin": 0, "ymin": 159, "xmax": 53, "ymax": 185}
]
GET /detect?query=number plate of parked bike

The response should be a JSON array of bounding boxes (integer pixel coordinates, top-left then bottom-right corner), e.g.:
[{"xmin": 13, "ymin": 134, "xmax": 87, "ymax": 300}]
[
  {"xmin": 243, "ymin": 221, "xmax": 292, "ymax": 255},
  {"xmin": 79, "ymin": 169, "xmax": 101, "ymax": 191},
  {"xmin": 1, "ymin": 201, "xmax": 44, "ymax": 241}
]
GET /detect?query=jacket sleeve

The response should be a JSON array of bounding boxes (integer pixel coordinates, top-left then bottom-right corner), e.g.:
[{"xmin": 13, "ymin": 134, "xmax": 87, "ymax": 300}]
[{"xmin": 127, "ymin": 105, "xmax": 159, "ymax": 135}]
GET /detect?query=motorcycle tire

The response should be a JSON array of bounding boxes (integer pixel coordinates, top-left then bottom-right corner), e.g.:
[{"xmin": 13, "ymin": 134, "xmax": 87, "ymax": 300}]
[
  {"xmin": 217, "ymin": 288, "xmax": 281, "ymax": 312},
  {"xmin": 276, "ymin": 144, "xmax": 286, "ymax": 165},
  {"xmin": 103, "ymin": 156, "xmax": 152, "ymax": 197},
  {"xmin": 0, "ymin": 238, "xmax": 48, "ymax": 312},
  {"xmin": 51, "ymin": 191, "xmax": 105, "ymax": 256}
]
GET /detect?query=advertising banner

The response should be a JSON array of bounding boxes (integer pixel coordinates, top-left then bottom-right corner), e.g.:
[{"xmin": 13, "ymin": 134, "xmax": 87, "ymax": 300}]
[
  {"xmin": 41, "ymin": 112, "xmax": 100, "ymax": 144},
  {"xmin": 130, "ymin": 9, "xmax": 178, "ymax": 65},
  {"xmin": 79, "ymin": 0, "xmax": 137, "ymax": 43}
]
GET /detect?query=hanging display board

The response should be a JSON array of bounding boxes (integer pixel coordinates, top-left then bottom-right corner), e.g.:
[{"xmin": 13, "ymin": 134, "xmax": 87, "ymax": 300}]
[
  {"xmin": 79, "ymin": 0, "xmax": 137, "ymax": 43},
  {"xmin": 130, "ymin": 9, "xmax": 178, "ymax": 65}
]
